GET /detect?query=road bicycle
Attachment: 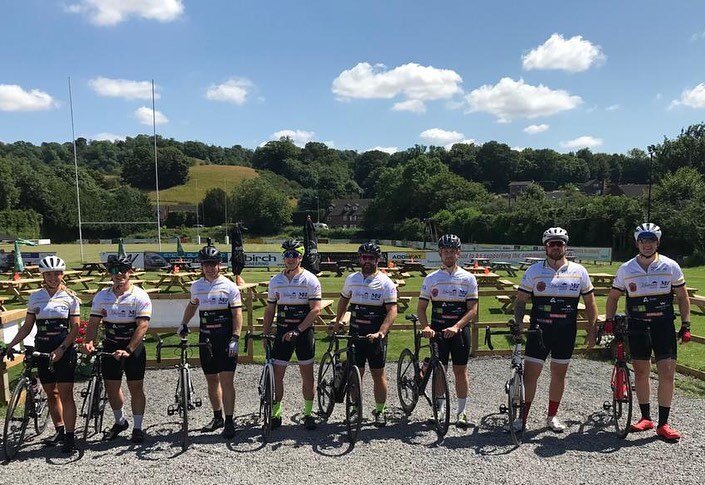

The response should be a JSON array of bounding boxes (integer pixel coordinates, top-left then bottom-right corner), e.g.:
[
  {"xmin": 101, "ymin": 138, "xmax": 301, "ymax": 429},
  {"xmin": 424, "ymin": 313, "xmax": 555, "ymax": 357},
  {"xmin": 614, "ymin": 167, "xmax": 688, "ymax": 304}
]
[
  {"xmin": 396, "ymin": 314, "xmax": 451, "ymax": 438},
  {"xmin": 156, "ymin": 335, "xmax": 211, "ymax": 451},
  {"xmin": 76, "ymin": 348, "xmax": 113, "ymax": 448},
  {"xmin": 244, "ymin": 332, "xmax": 276, "ymax": 442}
]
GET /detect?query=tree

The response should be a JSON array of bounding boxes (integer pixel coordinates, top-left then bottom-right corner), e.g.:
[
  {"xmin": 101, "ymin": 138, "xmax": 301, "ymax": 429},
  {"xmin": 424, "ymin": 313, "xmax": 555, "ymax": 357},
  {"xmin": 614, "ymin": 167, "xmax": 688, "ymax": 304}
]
[
  {"xmin": 251, "ymin": 138, "xmax": 300, "ymax": 173},
  {"xmin": 200, "ymin": 188, "xmax": 228, "ymax": 226},
  {"xmin": 231, "ymin": 178, "xmax": 293, "ymax": 235}
]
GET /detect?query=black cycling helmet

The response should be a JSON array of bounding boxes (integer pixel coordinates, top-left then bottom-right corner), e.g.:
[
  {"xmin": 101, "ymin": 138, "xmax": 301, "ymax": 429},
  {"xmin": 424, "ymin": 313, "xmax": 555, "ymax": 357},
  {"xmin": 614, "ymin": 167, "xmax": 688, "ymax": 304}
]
[
  {"xmin": 438, "ymin": 234, "xmax": 461, "ymax": 249},
  {"xmin": 281, "ymin": 239, "xmax": 305, "ymax": 256},
  {"xmin": 106, "ymin": 255, "xmax": 133, "ymax": 273},
  {"xmin": 358, "ymin": 242, "xmax": 381, "ymax": 257},
  {"xmin": 198, "ymin": 239, "xmax": 221, "ymax": 263}
]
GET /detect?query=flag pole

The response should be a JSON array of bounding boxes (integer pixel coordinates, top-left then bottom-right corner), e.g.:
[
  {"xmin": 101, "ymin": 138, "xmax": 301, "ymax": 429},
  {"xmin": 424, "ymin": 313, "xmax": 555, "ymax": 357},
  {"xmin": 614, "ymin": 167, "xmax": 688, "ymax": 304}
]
[
  {"xmin": 152, "ymin": 79, "xmax": 162, "ymax": 250},
  {"xmin": 68, "ymin": 77, "xmax": 85, "ymax": 262}
]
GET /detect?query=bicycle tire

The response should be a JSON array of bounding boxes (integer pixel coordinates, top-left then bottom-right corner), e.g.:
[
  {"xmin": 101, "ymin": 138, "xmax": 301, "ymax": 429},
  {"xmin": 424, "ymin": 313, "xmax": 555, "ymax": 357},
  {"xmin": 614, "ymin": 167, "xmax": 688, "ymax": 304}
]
[
  {"xmin": 33, "ymin": 383, "xmax": 50, "ymax": 436},
  {"xmin": 396, "ymin": 348, "xmax": 419, "ymax": 416},
  {"xmin": 262, "ymin": 365, "xmax": 274, "ymax": 442},
  {"xmin": 612, "ymin": 363, "xmax": 632, "ymax": 438},
  {"xmin": 507, "ymin": 371, "xmax": 525, "ymax": 446},
  {"xmin": 94, "ymin": 378, "xmax": 107, "ymax": 434},
  {"xmin": 3, "ymin": 378, "xmax": 30, "ymax": 460},
  {"xmin": 316, "ymin": 352, "xmax": 335, "ymax": 419},
  {"xmin": 345, "ymin": 365, "xmax": 363, "ymax": 444},
  {"xmin": 180, "ymin": 367, "xmax": 189, "ymax": 451},
  {"xmin": 430, "ymin": 361, "xmax": 450, "ymax": 438},
  {"xmin": 79, "ymin": 376, "xmax": 99, "ymax": 447}
]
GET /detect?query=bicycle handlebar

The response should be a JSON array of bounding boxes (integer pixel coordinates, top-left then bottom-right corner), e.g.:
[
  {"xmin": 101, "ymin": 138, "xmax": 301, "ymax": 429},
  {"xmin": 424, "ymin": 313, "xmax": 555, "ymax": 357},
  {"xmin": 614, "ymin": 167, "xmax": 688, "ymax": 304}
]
[
  {"xmin": 596, "ymin": 314, "xmax": 651, "ymax": 346},
  {"xmin": 244, "ymin": 331, "xmax": 276, "ymax": 351},
  {"xmin": 156, "ymin": 336, "xmax": 212, "ymax": 364},
  {"xmin": 484, "ymin": 323, "xmax": 543, "ymax": 351}
]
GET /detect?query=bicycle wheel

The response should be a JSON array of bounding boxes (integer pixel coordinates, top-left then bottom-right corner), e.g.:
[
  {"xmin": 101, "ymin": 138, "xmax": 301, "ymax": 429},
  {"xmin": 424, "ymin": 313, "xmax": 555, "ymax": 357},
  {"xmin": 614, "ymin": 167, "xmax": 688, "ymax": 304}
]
[
  {"xmin": 262, "ymin": 365, "xmax": 274, "ymax": 442},
  {"xmin": 79, "ymin": 376, "xmax": 99, "ymax": 446},
  {"xmin": 507, "ymin": 371, "xmax": 525, "ymax": 446},
  {"xmin": 430, "ymin": 361, "xmax": 450, "ymax": 438},
  {"xmin": 612, "ymin": 363, "xmax": 632, "ymax": 438},
  {"xmin": 345, "ymin": 365, "xmax": 363, "ymax": 444},
  {"xmin": 316, "ymin": 352, "xmax": 335, "ymax": 419},
  {"xmin": 396, "ymin": 348, "xmax": 419, "ymax": 415},
  {"xmin": 94, "ymin": 378, "xmax": 107, "ymax": 434},
  {"xmin": 3, "ymin": 378, "xmax": 30, "ymax": 460},
  {"xmin": 33, "ymin": 383, "xmax": 50, "ymax": 436},
  {"xmin": 180, "ymin": 367, "xmax": 189, "ymax": 451}
]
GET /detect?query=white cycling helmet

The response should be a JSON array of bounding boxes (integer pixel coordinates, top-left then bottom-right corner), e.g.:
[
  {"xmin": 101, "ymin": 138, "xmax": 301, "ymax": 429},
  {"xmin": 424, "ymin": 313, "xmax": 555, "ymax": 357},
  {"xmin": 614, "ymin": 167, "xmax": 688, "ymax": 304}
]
[
  {"xmin": 634, "ymin": 223, "xmax": 661, "ymax": 241},
  {"xmin": 38, "ymin": 255, "xmax": 66, "ymax": 273},
  {"xmin": 542, "ymin": 227, "xmax": 569, "ymax": 244}
]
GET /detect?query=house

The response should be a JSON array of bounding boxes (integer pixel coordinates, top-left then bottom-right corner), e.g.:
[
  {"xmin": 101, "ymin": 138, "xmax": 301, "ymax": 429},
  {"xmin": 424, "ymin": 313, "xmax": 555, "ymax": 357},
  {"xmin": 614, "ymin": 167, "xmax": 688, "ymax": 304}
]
[
  {"xmin": 324, "ymin": 198, "xmax": 372, "ymax": 229},
  {"xmin": 604, "ymin": 183, "xmax": 650, "ymax": 198}
]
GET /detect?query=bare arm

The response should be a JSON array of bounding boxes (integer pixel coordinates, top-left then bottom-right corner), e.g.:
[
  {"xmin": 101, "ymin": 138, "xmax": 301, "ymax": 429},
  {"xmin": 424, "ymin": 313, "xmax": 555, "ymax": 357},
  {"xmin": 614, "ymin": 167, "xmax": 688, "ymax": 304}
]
[
  {"xmin": 262, "ymin": 302, "xmax": 276, "ymax": 335},
  {"xmin": 231, "ymin": 307, "xmax": 243, "ymax": 338},
  {"xmin": 416, "ymin": 299, "xmax": 430, "ymax": 327},
  {"xmin": 513, "ymin": 291, "xmax": 531, "ymax": 329},
  {"xmin": 7, "ymin": 313, "xmax": 36, "ymax": 348},
  {"xmin": 605, "ymin": 288, "xmax": 623, "ymax": 319},
  {"xmin": 298, "ymin": 300, "xmax": 322, "ymax": 332},
  {"xmin": 335, "ymin": 296, "xmax": 350, "ymax": 326},
  {"xmin": 84, "ymin": 315, "xmax": 102, "ymax": 347},
  {"xmin": 454, "ymin": 300, "xmax": 478, "ymax": 330},
  {"xmin": 674, "ymin": 286, "xmax": 691, "ymax": 324},
  {"xmin": 180, "ymin": 302, "xmax": 197, "ymax": 327},
  {"xmin": 379, "ymin": 303, "xmax": 398, "ymax": 336},
  {"xmin": 582, "ymin": 291, "xmax": 598, "ymax": 348},
  {"xmin": 127, "ymin": 317, "xmax": 150, "ymax": 354}
]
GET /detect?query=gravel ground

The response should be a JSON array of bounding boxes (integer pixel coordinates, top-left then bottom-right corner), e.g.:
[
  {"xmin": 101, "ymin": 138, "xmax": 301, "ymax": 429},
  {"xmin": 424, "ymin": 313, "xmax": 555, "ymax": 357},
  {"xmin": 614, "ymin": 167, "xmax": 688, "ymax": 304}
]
[{"xmin": 3, "ymin": 357, "xmax": 704, "ymax": 484}]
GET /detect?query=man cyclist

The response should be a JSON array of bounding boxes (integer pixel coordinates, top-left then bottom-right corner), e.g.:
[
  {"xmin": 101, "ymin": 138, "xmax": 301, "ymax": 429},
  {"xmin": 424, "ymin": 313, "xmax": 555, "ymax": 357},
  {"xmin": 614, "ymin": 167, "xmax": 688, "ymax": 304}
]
[
  {"xmin": 514, "ymin": 227, "xmax": 597, "ymax": 433},
  {"xmin": 417, "ymin": 234, "xmax": 477, "ymax": 428},
  {"xmin": 605, "ymin": 223, "xmax": 691, "ymax": 441},
  {"xmin": 332, "ymin": 242, "xmax": 397, "ymax": 427},
  {"xmin": 262, "ymin": 239, "xmax": 322, "ymax": 431},
  {"xmin": 179, "ymin": 241, "xmax": 243, "ymax": 440},
  {"xmin": 84, "ymin": 255, "xmax": 152, "ymax": 444}
]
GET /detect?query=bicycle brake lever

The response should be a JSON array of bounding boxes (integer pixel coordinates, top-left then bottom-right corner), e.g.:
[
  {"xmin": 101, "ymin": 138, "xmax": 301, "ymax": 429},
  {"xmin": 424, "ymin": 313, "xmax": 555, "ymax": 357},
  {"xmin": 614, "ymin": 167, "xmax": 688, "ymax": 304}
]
[{"xmin": 484, "ymin": 326, "xmax": 494, "ymax": 351}]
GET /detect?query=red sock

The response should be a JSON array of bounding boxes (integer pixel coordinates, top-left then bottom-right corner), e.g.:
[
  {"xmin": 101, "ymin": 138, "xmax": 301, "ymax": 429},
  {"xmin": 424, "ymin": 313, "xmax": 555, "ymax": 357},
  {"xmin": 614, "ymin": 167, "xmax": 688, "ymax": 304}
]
[
  {"xmin": 548, "ymin": 400, "xmax": 560, "ymax": 417},
  {"xmin": 522, "ymin": 401, "xmax": 532, "ymax": 424}
]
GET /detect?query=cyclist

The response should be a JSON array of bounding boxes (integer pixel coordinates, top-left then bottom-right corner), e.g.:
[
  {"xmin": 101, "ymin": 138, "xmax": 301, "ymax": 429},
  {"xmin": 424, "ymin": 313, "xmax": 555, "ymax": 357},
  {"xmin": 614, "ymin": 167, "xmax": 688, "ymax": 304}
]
[
  {"xmin": 84, "ymin": 255, "xmax": 152, "ymax": 444},
  {"xmin": 332, "ymin": 242, "xmax": 397, "ymax": 427},
  {"xmin": 417, "ymin": 234, "xmax": 478, "ymax": 428},
  {"xmin": 605, "ymin": 223, "xmax": 691, "ymax": 441},
  {"xmin": 179, "ymin": 242, "xmax": 243, "ymax": 440},
  {"xmin": 262, "ymin": 239, "xmax": 322, "ymax": 431},
  {"xmin": 514, "ymin": 227, "xmax": 597, "ymax": 433},
  {"xmin": 2, "ymin": 256, "xmax": 80, "ymax": 453}
]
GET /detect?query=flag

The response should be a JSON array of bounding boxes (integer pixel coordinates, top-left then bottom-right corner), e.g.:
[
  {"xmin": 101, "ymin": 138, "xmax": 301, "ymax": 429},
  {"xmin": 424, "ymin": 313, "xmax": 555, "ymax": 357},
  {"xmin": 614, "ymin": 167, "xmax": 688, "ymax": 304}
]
[
  {"xmin": 117, "ymin": 238, "xmax": 126, "ymax": 258},
  {"xmin": 302, "ymin": 215, "xmax": 320, "ymax": 274},
  {"xmin": 230, "ymin": 222, "xmax": 246, "ymax": 276},
  {"xmin": 13, "ymin": 240, "xmax": 24, "ymax": 273}
]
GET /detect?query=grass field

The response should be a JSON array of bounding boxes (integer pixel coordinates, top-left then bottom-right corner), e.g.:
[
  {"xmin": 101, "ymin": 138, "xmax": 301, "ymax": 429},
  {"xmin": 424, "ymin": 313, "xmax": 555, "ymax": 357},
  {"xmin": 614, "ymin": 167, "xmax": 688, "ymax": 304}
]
[{"xmin": 147, "ymin": 164, "xmax": 259, "ymax": 205}]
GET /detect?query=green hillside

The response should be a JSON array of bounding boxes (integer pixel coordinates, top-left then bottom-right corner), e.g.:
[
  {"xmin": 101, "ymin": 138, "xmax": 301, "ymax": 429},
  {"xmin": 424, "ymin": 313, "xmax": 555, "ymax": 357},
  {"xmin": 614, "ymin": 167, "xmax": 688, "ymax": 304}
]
[{"xmin": 148, "ymin": 165, "xmax": 259, "ymax": 205}]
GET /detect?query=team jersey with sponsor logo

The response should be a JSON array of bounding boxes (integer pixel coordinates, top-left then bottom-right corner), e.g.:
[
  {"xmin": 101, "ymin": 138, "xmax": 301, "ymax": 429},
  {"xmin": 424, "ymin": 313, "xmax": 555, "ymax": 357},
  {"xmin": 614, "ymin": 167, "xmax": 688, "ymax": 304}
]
[
  {"xmin": 518, "ymin": 261, "xmax": 593, "ymax": 326},
  {"xmin": 612, "ymin": 254, "xmax": 685, "ymax": 322},
  {"xmin": 341, "ymin": 271, "xmax": 397, "ymax": 334},
  {"xmin": 189, "ymin": 275, "xmax": 242, "ymax": 333},
  {"xmin": 267, "ymin": 269, "xmax": 322, "ymax": 329},
  {"xmin": 419, "ymin": 267, "xmax": 478, "ymax": 330},
  {"xmin": 28, "ymin": 288, "xmax": 80, "ymax": 349},
  {"xmin": 90, "ymin": 285, "xmax": 152, "ymax": 346}
]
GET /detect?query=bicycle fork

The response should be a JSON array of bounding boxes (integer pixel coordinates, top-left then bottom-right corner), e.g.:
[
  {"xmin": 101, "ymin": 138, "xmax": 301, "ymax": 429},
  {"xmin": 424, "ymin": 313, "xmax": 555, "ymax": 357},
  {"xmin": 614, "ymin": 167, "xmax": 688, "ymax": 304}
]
[{"xmin": 168, "ymin": 366, "xmax": 202, "ymax": 416}]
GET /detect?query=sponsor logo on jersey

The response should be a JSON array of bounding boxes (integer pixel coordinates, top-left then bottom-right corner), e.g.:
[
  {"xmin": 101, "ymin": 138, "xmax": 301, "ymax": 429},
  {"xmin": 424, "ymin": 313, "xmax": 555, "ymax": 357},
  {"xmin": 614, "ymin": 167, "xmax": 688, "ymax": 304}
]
[
  {"xmin": 536, "ymin": 281, "xmax": 546, "ymax": 292},
  {"xmin": 629, "ymin": 282, "xmax": 637, "ymax": 292},
  {"xmin": 431, "ymin": 288, "xmax": 439, "ymax": 297}
]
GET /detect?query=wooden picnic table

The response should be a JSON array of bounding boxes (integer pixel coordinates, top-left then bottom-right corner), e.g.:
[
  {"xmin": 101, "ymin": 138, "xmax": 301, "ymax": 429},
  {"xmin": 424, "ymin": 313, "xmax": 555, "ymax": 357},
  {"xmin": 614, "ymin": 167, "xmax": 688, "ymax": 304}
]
[
  {"xmin": 685, "ymin": 287, "xmax": 699, "ymax": 297},
  {"xmin": 400, "ymin": 262, "xmax": 430, "ymax": 277},
  {"xmin": 96, "ymin": 279, "xmax": 147, "ymax": 288},
  {"xmin": 463, "ymin": 266, "xmax": 489, "ymax": 274},
  {"xmin": 519, "ymin": 257, "xmax": 544, "ymax": 270},
  {"xmin": 589, "ymin": 273, "xmax": 615, "ymax": 286},
  {"xmin": 0, "ymin": 296, "xmax": 7, "ymax": 312},
  {"xmin": 75, "ymin": 261, "xmax": 106, "ymax": 276},
  {"xmin": 337, "ymin": 259, "xmax": 356, "ymax": 272},
  {"xmin": 490, "ymin": 261, "xmax": 518, "ymax": 277},
  {"xmin": 237, "ymin": 283, "xmax": 259, "ymax": 308},
  {"xmin": 475, "ymin": 273, "xmax": 501, "ymax": 286},
  {"xmin": 0, "ymin": 277, "xmax": 44, "ymax": 302},
  {"xmin": 63, "ymin": 276, "xmax": 94, "ymax": 290},
  {"xmin": 152, "ymin": 272, "xmax": 200, "ymax": 292},
  {"xmin": 317, "ymin": 261, "xmax": 343, "ymax": 276},
  {"xmin": 468, "ymin": 258, "xmax": 491, "ymax": 267}
]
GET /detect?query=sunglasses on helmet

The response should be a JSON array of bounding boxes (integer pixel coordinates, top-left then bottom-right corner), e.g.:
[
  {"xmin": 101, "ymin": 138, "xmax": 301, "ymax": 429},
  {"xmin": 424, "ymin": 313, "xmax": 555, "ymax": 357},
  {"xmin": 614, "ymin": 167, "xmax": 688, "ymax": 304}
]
[
  {"xmin": 283, "ymin": 250, "xmax": 302, "ymax": 259},
  {"xmin": 108, "ymin": 264, "xmax": 131, "ymax": 275},
  {"xmin": 547, "ymin": 240, "xmax": 566, "ymax": 247}
]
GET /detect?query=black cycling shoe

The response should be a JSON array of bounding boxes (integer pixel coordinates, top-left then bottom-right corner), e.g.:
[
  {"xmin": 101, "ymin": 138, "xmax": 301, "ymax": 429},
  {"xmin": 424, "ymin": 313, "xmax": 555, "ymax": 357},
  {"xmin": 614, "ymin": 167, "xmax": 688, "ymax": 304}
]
[
  {"xmin": 222, "ymin": 421, "xmax": 236, "ymax": 440},
  {"xmin": 201, "ymin": 417, "xmax": 225, "ymax": 432},
  {"xmin": 102, "ymin": 420, "xmax": 129, "ymax": 441},
  {"xmin": 61, "ymin": 434, "xmax": 76, "ymax": 454},
  {"xmin": 271, "ymin": 416, "xmax": 282, "ymax": 430},
  {"xmin": 131, "ymin": 429, "xmax": 146, "ymax": 444},
  {"xmin": 303, "ymin": 415, "xmax": 317, "ymax": 431},
  {"xmin": 42, "ymin": 430, "xmax": 65, "ymax": 446}
]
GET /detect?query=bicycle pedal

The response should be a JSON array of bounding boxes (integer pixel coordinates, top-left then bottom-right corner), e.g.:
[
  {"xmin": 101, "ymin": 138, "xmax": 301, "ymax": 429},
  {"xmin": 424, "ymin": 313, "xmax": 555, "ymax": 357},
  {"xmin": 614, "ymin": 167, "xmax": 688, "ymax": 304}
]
[
  {"xmin": 194, "ymin": 398, "xmax": 202, "ymax": 407},
  {"xmin": 499, "ymin": 404, "xmax": 508, "ymax": 414},
  {"xmin": 602, "ymin": 401, "xmax": 612, "ymax": 411},
  {"xmin": 80, "ymin": 388, "xmax": 89, "ymax": 398}
]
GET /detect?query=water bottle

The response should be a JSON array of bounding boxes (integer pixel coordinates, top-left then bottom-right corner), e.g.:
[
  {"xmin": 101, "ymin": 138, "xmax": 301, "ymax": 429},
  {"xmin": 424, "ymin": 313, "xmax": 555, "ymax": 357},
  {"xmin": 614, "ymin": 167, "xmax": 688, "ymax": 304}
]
[
  {"xmin": 334, "ymin": 362, "xmax": 344, "ymax": 386},
  {"xmin": 420, "ymin": 357, "xmax": 430, "ymax": 379},
  {"xmin": 30, "ymin": 377, "xmax": 40, "ymax": 396}
]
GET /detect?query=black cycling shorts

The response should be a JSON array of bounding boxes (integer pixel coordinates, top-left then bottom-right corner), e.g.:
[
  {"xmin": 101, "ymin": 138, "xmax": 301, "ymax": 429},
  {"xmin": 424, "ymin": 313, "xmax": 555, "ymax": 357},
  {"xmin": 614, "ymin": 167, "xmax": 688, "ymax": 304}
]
[
  {"xmin": 102, "ymin": 341, "xmax": 146, "ymax": 381},
  {"xmin": 525, "ymin": 320, "xmax": 577, "ymax": 364},
  {"xmin": 37, "ymin": 346, "xmax": 77, "ymax": 385},
  {"xmin": 200, "ymin": 333, "xmax": 238, "ymax": 375},
  {"xmin": 352, "ymin": 335, "xmax": 387, "ymax": 370},
  {"xmin": 434, "ymin": 326, "xmax": 470, "ymax": 367},
  {"xmin": 628, "ymin": 318, "xmax": 677, "ymax": 362},
  {"xmin": 272, "ymin": 326, "xmax": 315, "ymax": 364}
]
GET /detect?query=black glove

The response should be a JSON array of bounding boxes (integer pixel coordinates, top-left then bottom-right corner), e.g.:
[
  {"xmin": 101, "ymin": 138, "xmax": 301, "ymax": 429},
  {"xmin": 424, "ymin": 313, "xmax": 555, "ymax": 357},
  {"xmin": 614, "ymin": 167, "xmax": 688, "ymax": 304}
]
[{"xmin": 178, "ymin": 324, "xmax": 189, "ymax": 338}]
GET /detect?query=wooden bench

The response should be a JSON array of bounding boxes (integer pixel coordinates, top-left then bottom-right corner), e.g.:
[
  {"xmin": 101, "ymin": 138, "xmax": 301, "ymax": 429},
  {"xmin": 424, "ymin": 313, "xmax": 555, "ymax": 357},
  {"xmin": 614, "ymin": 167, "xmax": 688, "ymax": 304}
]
[
  {"xmin": 0, "ymin": 296, "xmax": 6, "ymax": 312},
  {"xmin": 495, "ymin": 295, "xmax": 514, "ymax": 312},
  {"xmin": 20, "ymin": 288, "xmax": 41, "ymax": 296},
  {"xmin": 497, "ymin": 279, "xmax": 515, "ymax": 288},
  {"xmin": 143, "ymin": 288, "xmax": 161, "ymax": 294},
  {"xmin": 397, "ymin": 296, "xmax": 412, "ymax": 312},
  {"xmin": 64, "ymin": 277, "xmax": 95, "ymax": 290},
  {"xmin": 690, "ymin": 295, "xmax": 705, "ymax": 314},
  {"xmin": 394, "ymin": 279, "xmax": 406, "ymax": 287}
]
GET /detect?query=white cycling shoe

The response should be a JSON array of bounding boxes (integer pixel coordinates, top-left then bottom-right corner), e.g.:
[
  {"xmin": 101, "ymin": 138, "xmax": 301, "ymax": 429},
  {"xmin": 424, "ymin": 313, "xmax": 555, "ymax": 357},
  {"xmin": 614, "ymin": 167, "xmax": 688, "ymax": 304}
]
[{"xmin": 546, "ymin": 416, "xmax": 566, "ymax": 433}]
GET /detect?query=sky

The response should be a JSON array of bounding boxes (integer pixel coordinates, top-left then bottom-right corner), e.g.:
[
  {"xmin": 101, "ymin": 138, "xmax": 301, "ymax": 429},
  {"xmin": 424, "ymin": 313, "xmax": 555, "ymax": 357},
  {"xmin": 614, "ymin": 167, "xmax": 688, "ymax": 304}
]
[{"xmin": 2, "ymin": 0, "xmax": 705, "ymax": 154}]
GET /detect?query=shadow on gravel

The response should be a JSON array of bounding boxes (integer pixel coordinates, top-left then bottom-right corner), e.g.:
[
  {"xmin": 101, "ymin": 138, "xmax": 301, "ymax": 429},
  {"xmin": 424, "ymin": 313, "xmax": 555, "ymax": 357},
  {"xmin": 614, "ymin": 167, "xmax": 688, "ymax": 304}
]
[
  {"xmin": 442, "ymin": 412, "xmax": 521, "ymax": 456},
  {"xmin": 533, "ymin": 410, "xmax": 658, "ymax": 457}
]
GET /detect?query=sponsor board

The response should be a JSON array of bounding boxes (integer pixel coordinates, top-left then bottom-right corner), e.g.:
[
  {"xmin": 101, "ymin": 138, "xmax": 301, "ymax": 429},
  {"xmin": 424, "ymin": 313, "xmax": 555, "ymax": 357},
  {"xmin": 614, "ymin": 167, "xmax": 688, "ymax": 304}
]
[
  {"xmin": 388, "ymin": 246, "xmax": 611, "ymax": 265},
  {"xmin": 0, "ymin": 252, "xmax": 56, "ymax": 271}
]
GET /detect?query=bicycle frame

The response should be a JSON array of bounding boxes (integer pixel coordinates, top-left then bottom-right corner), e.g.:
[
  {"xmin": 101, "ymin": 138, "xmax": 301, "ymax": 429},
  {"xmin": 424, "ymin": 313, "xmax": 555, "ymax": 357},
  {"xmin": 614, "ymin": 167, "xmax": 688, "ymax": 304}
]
[
  {"xmin": 323, "ymin": 333, "xmax": 367, "ymax": 397},
  {"xmin": 244, "ymin": 333, "xmax": 276, "ymax": 425},
  {"xmin": 406, "ymin": 315, "xmax": 446, "ymax": 404}
]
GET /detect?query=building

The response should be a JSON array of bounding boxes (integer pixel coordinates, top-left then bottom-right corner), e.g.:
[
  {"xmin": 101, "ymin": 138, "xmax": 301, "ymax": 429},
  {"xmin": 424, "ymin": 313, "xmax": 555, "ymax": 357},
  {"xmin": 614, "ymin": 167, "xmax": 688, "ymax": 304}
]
[
  {"xmin": 604, "ymin": 183, "xmax": 649, "ymax": 198},
  {"xmin": 324, "ymin": 198, "xmax": 372, "ymax": 229}
]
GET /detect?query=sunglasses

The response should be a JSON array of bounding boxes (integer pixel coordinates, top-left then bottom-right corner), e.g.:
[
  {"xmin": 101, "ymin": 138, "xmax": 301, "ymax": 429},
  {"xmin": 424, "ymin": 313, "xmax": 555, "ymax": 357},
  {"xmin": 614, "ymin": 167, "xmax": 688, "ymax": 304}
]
[
  {"xmin": 201, "ymin": 261, "xmax": 219, "ymax": 267},
  {"xmin": 108, "ymin": 265, "xmax": 131, "ymax": 275},
  {"xmin": 283, "ymin": 250, "xmax": 301, "ymax": 259},
  {"xmin": 359, "ymin": 254, "xmax": 377, "ymax": 261},
  {"xmin": 638, "ymin": 236, "xmax": 658, "ymax": 243},
  {"xmin": 547, "ymin": 241, "xmax": 566, "ymax": 247}
]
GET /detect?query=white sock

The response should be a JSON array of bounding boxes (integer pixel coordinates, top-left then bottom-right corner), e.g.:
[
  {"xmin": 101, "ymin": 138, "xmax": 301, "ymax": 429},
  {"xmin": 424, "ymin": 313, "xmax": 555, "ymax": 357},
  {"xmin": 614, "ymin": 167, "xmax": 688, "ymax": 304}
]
[
  {"xmin": 133, "ymin": 415, "xmax": 144, "ymax": 430},
  {"xmin": 113, "ymin": 408, "xmax": 126, "ymax": 425},
  {"xmin": 456, "ymin": 397, "xmax": 467, "ymax": 416}
]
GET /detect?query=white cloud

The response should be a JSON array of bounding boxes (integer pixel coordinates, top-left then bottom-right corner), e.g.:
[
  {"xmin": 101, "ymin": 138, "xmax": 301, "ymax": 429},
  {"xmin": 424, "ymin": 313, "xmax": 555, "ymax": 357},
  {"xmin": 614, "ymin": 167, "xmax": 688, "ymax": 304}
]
[
  {"xmin": 420, "ymin": 128, "xmax": 465, "ymax": 145},
  {"xmin": 66, "ymin": 0, "xmax": 184, "ymax": 26},
  {"xmin": 205, "ymin": 78, "xmax": 252, "ymax": 105},
  {"xmin": 368, "ymin": 146, "xmax": 398, "ymax": 154},
  {"xmin": 691, "ymin": 31, "xmax": 705, "ymax": 42},
  {"xmin": 669, "ymin": 83, "xmax": 705, "ymax": 109},
  {"xmin": 91, "ymin": 132, "xmax": 126, "ymax": 141},
  {"xmin": 392, "ymin": 99, "xmax": 426, "ymax": 113},
  {"xmin": 332, "ymin": 62, "xmax": 462, "ymax": 112},
  {"xmin": 466, "ymin": 77, "xmax": 582, "ymax": 123},
  {"xmin": 655, "ymin": 93, "xmax": 662, "ymax": 101},
  {"xmin": 0, "ymin": 84, "xmax": 56, "ymax": 112},
  {"xmin": 523, "ymin": 123, "xmax": 549, "ymax": 134},
  {"xmin": 522, "ymin": 34, "xmax": 606, "ymax": 72},
  {"xmin": 605, "ymin": 104, "xmax": 621, "ymax": 111},
  {"xmin": 270, "ymin": 129, "xmax": 315, "ymax": 147},
  {"xmin": 88, "ymin": 77, "xmax": 156, "ymax": 100},
  {"xmin": 560, "ymin": 135, "xmax": 603, "ymax": 150},
  {"xmin": 134, "ymin": 106, "xmax": 168, "ymax": 125},
  {"xmin": 512, "ymin": 146, "xmax": 525, "ymax": 152}
]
